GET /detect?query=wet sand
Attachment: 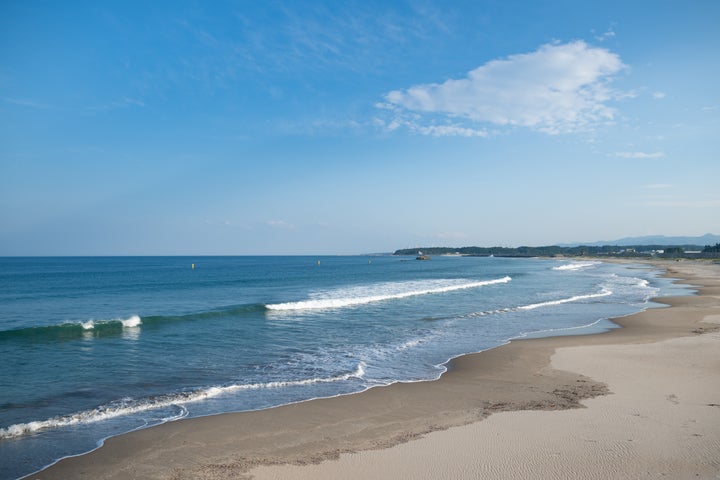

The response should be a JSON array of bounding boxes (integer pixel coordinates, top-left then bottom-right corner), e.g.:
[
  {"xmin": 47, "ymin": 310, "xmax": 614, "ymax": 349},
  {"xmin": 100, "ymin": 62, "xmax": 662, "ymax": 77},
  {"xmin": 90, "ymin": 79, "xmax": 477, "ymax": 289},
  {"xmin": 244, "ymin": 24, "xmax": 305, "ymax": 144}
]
[{"xmin": 29, "ymin": 260, "xmax": 720, "ymax": 480}]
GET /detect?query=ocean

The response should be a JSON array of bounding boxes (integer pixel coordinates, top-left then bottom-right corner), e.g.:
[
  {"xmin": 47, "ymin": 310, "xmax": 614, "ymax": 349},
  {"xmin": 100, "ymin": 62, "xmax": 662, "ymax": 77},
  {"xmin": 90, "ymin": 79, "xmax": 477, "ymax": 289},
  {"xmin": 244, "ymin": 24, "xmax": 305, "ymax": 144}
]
[{"xmin": 0, "ymin": 255, "xmax": 691, "ymax": 479}]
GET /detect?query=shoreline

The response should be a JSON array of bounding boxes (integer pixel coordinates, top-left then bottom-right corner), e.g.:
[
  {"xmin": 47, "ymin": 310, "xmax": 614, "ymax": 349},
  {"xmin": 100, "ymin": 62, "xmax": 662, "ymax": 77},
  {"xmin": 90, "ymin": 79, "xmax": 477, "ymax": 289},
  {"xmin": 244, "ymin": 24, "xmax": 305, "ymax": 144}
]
[{"xmin": 27, "ymin": 259, "xmax": 720, "ymax": 479}]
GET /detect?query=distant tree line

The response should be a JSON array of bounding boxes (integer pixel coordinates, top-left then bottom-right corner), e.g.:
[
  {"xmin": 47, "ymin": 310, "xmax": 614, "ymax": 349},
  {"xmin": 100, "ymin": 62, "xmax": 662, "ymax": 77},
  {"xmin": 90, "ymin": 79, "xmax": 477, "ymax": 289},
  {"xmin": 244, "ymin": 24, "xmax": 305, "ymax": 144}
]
[
  {"xmin": 393, "ymin": 244, "xmax": 717, "ymax": 258},
  {"xmin": 704, "ymin": 243, "xmax": 720, "ymax": 253}
]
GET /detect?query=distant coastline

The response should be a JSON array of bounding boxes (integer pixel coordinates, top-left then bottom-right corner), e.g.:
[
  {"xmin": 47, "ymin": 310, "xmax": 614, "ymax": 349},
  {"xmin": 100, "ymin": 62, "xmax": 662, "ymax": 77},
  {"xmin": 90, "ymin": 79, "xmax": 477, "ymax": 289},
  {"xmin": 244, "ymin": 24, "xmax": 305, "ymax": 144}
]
[{"xmin": 394, "ymin": 243, "xmax": 720, "ymax": 260}]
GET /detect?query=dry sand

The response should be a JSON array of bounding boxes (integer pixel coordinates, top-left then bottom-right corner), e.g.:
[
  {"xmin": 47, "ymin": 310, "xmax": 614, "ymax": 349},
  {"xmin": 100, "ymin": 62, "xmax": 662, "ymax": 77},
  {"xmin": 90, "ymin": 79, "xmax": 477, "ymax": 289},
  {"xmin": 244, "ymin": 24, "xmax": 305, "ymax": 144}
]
[{"xmin": 29, "ymin": 260, "xmax": 720, "ymax": 480}]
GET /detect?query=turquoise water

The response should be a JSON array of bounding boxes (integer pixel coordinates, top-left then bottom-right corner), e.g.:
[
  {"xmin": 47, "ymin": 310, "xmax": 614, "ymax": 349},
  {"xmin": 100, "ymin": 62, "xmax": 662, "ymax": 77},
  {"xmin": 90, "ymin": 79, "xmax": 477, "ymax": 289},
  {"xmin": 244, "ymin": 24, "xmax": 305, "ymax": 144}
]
[{"xmin": 0, "ymin": 256, "xmax": 690, "ymax": 479}]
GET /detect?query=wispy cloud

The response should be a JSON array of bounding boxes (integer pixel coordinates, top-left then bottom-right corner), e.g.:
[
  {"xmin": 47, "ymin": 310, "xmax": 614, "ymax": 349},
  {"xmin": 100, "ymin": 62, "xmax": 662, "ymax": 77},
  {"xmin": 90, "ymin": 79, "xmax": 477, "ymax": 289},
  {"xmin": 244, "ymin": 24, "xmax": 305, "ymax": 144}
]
[
  {"xmin": 644, "ymin": 198, "xmax": 720, "ymax": 208},
  {"xmin": 383, "ymin": 116, "xmax": 488, "ymax": 137},
  {"xmin": 652, "ymin": 91, "xmax": 666, "ymax": 99},
  {"xmin": 379, "ymin": 41, "xmax": 626, "ymax": 136},
  {"xmin": 226, "ymin": 3, "xmax": 456, "ymax": 78},
  {"xmin": 86, "ymin": 97, "xmax": 145, "ymax": 112},
  {"xmin": 265, "ymin": 220, "xmax": 295, "ymax": 230},
  {"xmin": 613, "ymin": 151, "xmax": 665, "ymax": 159},
  {"xmin": 594, "ymin": 27, "xmax": 616, "ymax": 42},
  {"xmin": 3, "ymin": 97, "xmax": 53, "ymax": 109}
]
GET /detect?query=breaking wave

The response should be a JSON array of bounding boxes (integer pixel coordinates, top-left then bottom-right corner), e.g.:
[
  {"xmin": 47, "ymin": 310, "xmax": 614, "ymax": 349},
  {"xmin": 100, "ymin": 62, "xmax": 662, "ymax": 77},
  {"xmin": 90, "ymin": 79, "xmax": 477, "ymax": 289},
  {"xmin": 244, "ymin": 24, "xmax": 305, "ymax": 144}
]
[
  {"xmin": 0, "ymin": 315, "xmax": 143, "ymax": 343},
  {"xmin": 517, "ymin": 289, "xmax": 612, "ymax": 310},
  {"xmin": 0, "ymin": 362, "xmax": 366, "ymax": 439},
  {"xmin": 265, "ymin": 276, "xmax": 512, "ymax": 311},
  {"xmin": 552, "ymin": 262, "xmax": 600, "ymax": 271},
  {"xmin": 464, "ymin": 288, "xmax": 613, "ymax": 317},
  {"xmin": 0, "ymin": 305, "xmax": 269, "ymax": 343}
]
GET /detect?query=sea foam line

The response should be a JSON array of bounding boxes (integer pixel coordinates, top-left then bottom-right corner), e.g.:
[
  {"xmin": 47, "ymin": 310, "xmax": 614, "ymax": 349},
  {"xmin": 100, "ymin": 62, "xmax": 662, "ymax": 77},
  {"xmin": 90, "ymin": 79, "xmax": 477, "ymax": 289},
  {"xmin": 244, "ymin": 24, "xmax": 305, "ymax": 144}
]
[
  {"xmin": 0, "ymin": 362, "xmax": 366, "ymax": 440},
  {"xmin": 464, "ymin": 289, "xmax": 613, "ymax": 317},
  {"xmin": 552, "ymin": 262, "xmax": 600, "ymax": 271},
  {"xmin": 517, "ymin": 289, "xmax": 612, "ymax": 310},
  {"xmin": 266, "ymin": 276, "xmax": 512, "ymax": 311}
]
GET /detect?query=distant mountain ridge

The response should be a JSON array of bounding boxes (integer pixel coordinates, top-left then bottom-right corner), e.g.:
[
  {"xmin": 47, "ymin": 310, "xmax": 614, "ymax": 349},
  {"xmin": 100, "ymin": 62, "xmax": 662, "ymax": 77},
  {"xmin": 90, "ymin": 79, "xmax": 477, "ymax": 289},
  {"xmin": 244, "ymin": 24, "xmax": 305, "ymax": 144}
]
[{"xmin": 560, "ymin": 233, "xmax": 720, "ymax": 247}]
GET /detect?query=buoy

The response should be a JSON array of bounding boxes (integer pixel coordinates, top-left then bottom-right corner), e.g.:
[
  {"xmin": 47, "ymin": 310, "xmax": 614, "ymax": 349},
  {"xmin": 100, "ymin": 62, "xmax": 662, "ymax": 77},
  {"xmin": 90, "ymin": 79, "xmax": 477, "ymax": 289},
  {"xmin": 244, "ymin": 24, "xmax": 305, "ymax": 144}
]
[
  {"xmin": 191, "ymin": 263, "xmax": 195, "ymax": 269},
  {"xmin": 317, "ymin": 260, "xmax": 321, "ymax": 266}
]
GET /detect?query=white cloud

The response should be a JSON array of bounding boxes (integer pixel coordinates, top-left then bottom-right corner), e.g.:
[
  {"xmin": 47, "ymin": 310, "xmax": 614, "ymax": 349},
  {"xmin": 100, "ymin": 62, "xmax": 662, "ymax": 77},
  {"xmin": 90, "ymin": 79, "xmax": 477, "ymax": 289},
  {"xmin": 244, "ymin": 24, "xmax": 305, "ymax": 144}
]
[
  {"xmin": 652, "ymin": 91, "xmax": 666, "ymax": 99},
  {"xmin": 381, "ymin": 40, "xmax": 626, "ymax": 136},
  {"xmin": 614, "ymin": 151, "xmax": 665, "ymax": 159}
]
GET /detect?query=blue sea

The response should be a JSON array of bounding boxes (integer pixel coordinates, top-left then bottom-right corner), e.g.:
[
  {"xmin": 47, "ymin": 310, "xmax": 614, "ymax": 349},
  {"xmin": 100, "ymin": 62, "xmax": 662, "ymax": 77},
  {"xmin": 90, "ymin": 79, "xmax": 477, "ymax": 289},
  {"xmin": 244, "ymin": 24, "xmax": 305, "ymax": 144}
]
[{"xmin": 0, "ymin": 255, "xmax": 691, "ymax": 479}]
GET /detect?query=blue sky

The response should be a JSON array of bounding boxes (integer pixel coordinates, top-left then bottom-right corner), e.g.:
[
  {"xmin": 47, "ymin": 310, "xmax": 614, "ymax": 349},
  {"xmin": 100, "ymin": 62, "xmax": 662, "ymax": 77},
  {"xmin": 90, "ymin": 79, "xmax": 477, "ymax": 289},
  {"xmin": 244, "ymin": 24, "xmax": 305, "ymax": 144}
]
[{"xmin": 1, "ymin": 1, "xmax": 718, "ymax": 255}]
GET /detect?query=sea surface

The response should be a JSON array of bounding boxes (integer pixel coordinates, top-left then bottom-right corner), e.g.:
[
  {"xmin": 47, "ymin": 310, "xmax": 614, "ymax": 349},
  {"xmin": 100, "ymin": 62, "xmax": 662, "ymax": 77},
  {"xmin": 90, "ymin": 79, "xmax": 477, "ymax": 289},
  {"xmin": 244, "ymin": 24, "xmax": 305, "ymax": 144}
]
[{"xmin": 0, "ymin": 255, "xmax": 692, "ymax": 479}]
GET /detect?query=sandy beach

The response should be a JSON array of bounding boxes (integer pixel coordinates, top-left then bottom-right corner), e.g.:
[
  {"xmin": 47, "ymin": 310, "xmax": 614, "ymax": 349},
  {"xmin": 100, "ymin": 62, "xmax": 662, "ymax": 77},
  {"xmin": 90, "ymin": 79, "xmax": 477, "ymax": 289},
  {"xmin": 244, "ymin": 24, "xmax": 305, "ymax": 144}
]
[{"xmin": 28, "ymin": 259, "xmax": 720, "ymax": 480}]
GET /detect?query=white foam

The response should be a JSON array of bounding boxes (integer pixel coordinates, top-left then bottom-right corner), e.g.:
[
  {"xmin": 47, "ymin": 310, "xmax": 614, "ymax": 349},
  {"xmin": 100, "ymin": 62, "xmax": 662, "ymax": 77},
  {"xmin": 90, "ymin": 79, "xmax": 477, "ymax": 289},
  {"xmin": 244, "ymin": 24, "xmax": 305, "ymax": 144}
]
[
  {"xmin": 607, "ymin": 274, "xmax": 651, "ymax": 289},
  {"xmin": 463, "ymin": 289, "xmax": 612, "ymax": 318},
  {"xmin": 120, "ymin": 315, "xmax": 142, "ymax": 328},
  {"xmin": 76, "ymin": 315, "xmax": 141, "ymax": 330},
  {"xmin": 518, "ymin": 289, "xmax": 612, "ymax": 310},
  {"xmin": 601, "ymin": 274, "xmax": 659, "ymax": 304},
  {"xmin": 0, "ymin": 362, "xmax": 366, "ymax": 439},
  {"xmin": 397, "ymin": 338, "xmax": 423, "ymax": 350},
  {"xmin": 0, "ymin": 398, "xmax": 184, "ymax": 440},
  {"xmin": 355, "ymin": 361, "xmax": 366, "ymax": 379},
  {"xmin": 463, "ymin": 307, "xmax": 514, "ymax": 318},
  {"xmin": 266, "ymin": 277, "xmax": 512, "ymax": 311},
  {"xmin": 552, "ymin": 262, "xmax": 599, "ymax": 271}
]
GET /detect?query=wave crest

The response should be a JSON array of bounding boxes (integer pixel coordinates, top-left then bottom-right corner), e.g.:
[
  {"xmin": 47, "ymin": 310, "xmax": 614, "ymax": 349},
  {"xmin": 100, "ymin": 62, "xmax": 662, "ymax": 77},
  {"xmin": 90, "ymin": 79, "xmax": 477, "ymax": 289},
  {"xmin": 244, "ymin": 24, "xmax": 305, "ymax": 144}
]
[
  {"xmin": 464, "ymin": 288, "xmax": 612, "ymax": 317},
  {"xmin": 517, "ymin": 289, "xmax": 612, "ymax": 310},
  {"xmin": 266, "ymin": 277, "xmax": 512, "ymax": 311},
  {"xmin": 0, "ymin": 315, "xmax": 143, "ymax": 343},
  {"xmin": 0, "ymin": 362, "xmax": 366, "ymax": 439},
  {"xmin": 552, "ymin": 262, "xmax": 599, "ymax": 271}
]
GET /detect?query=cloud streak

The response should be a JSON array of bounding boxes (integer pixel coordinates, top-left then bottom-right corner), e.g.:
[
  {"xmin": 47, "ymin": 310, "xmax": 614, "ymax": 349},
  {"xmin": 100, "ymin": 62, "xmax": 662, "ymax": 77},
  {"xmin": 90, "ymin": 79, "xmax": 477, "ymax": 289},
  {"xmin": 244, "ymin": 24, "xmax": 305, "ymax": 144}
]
[
  {"xmin": 3, "ymin": 97, "xmax": 53, "ymax": 109},
  {"xmin": 644, "ymin": 198, "xmax": 720, "ymax": 208},
  {"xmin": 614, "ymin": 151, "xmax": 665, "ymax": 159},
  {"xmin": 379, "ymin": 41, "xmax": 626, "ymax": 136}
]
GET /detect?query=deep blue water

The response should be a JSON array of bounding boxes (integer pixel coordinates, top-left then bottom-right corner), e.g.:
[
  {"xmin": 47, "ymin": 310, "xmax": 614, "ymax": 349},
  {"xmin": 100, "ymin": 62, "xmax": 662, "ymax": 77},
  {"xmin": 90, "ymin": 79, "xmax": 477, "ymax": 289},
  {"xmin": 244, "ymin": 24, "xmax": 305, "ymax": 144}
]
[{"xmin": 0, "ymin": 255, "xmax": 691, "ymax": 479}]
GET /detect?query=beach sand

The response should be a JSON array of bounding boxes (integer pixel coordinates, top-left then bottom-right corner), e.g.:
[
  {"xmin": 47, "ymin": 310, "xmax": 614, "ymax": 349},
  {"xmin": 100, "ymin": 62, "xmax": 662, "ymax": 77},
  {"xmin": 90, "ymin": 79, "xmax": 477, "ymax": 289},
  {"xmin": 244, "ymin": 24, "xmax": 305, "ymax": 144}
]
[{"xmin": 29, "ymin": 260, "xmax": 720, "ymax": 480}]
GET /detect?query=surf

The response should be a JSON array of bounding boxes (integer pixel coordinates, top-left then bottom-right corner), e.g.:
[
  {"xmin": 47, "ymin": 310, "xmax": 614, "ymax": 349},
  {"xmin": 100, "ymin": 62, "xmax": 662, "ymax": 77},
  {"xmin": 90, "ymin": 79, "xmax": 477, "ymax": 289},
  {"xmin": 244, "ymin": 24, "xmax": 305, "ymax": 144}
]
[
  {"xmin": 517, "ymin": 289, "xmax": 612, "ymax": 310},
  {"xmin": 552, "ymin": 261, "xmax": 600, "ymax": 271},
  {"xmin": 463, "ymin": 288, "xmax": 613, "ymax": 317},
  {"xmin": 0, "ymin": 361, "xmax": 367, "ymax": 440},
  {"xmin": 265, "ymin": 276, "xmax": 512, "ymax": 311},
  {"xmin": 0, "ymin": 304, "xmax": 268, "ymax": 343},
  {"xmin": 0, "ymin": 315, "xmax": 143, "ymax": 342}
]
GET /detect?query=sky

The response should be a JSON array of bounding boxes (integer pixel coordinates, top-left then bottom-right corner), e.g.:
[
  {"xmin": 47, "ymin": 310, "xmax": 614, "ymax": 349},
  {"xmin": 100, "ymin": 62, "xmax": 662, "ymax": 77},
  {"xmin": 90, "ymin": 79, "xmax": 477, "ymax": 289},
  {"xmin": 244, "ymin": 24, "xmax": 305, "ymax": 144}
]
[{"xmin": 1, "ymin": 0, "xmax": 718, "ymax": 255}]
